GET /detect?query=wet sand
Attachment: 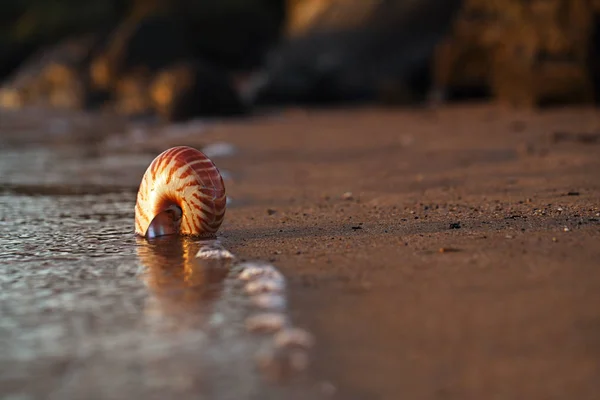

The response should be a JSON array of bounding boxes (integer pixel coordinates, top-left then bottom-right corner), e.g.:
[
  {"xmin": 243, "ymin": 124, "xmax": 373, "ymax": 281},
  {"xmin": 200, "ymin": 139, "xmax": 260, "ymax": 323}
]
[
  {"xmin": 2, "ymin": 104, "xmax": 600, "ymax": 399},
  {"xmin": 202, "ymin": 104, "xmax": 600, "ymax": 399}
]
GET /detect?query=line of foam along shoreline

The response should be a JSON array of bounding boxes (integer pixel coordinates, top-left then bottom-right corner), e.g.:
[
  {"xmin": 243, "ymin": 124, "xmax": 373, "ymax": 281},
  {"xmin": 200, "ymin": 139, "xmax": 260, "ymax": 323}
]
[{"xmin": 195, "ymin": 239, "xmax": 315, "ymax": 383}]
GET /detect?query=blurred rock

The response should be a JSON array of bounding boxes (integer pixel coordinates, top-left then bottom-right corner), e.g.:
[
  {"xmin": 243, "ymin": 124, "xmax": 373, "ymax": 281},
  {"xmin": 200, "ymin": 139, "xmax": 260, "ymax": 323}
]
[
  {"xmin": 180, "ymin": 0, "xmax": 286, "ymax": 70},
  {"xmin": 251, "ymin": 0, "xmax": 462, "ymax": 105},
  {"xmin": 588, "ymin": 1, "xmax": 600, "ymax": 102},
  {"xmin": 0, "ymin": 0, "xmax": 126, "ymax": 89},
  {"xmin": 0, "ymin": 35, "xmax": 99, "ymax": 110},
  {"xmin": 0, "ymin": 41, "xmax": 37, "ymax": 82},
  {"xmin": 434, "ymin": 0, "xmax": 596, "ymax": 107},
  {"xmin": 85, "ymin": 2, "xmax": 279, "ymax": 119},
  {"xmin": 89, "ymin": 12, "xmax": 192, "ymax": 93},
  {"xmin": 431, "ymin": 0, "xmax": 508, "ymax": 101},
  {"xmin": 0, "ymin": 0, "xmax": 285, "ymax": 119},
  {"xmin": 113, "ymin": 69, "xmax": 154, "ymax": 117},
  {"xmin": 285, "ymin": 0, "xmax": 381, "ymax": 37},
  {"xmin": 150, "ymin": 61, "xmax": 246, "ymax": 122},
  {"xmin": 0, "ymin": 0, "xmax": 125, "ymax": 43},
  {"xmin": 88, "ymin": 0, "xmax": 285, "ymax": 88}
]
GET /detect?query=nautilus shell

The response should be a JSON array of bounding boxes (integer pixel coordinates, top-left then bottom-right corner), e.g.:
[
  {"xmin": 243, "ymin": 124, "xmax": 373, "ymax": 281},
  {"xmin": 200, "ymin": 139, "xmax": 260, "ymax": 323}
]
[{"xmin": 135, "ymin": 146, "xmax": 226, "ymax": 238}]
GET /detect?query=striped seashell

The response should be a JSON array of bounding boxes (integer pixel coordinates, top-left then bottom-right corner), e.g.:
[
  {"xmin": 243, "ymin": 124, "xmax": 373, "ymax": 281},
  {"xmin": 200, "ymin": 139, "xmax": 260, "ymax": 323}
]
[{"xmin": 135, "ymin": 146, "xmax": 226, "ymax": 238}]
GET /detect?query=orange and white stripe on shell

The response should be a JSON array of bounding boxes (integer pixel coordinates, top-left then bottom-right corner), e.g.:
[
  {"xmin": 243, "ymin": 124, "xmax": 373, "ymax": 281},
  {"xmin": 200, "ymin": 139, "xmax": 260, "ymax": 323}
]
[{"xmin": 135, "ymin": 146, "xmax": 226, "ymax": 237}]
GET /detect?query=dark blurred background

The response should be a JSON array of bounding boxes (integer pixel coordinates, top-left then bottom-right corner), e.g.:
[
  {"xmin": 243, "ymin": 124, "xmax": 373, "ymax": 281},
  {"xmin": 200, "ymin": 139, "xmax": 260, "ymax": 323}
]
[{"xmin": 1, "ymin": 0, "xmax": 599, "ymax": 122}]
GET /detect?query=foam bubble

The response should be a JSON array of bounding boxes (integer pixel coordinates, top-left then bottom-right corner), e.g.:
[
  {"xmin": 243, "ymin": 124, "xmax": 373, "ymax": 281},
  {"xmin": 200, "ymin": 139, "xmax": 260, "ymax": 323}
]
[
  {"xmin": 273, "ymin": 328, "xmax": 315, "ymax": 350},
  {"xmin": 245, "ymin": 277, "xmax": 286, "ymax": 295},
  {"xmin": 250, "ymin": 293, "xmax": 287, "ymax": 311},
  {"xmin": 237, "ymin": 262, "xmax": 283, "ymax": 281},
  {"xmin": 195, "ymin": 241, "xmax": 235, "ymax": 260},
  {"xmin": 245, "ymin": 312, "xmax": 288, "ymax": 333}
]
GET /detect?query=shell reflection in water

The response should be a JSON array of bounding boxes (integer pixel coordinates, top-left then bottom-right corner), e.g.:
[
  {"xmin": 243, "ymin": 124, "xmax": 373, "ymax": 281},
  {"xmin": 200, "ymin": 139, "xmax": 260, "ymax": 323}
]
[
  {"xmin": 135, "ymin": 146, "xmax": 226, "ymax": 239},
  {"xmin": 136, "ymin": 237, "xmax": 231, "ymax": 326}
]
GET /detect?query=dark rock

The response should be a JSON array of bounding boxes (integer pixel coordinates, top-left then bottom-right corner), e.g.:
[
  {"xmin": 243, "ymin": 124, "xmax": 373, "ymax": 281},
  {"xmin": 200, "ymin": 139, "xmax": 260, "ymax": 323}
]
[
  {"xmin": 149, "ymin": 61, "xmax": 246, "ymax": 122},
  {"xmin": 0, "ymin": 41, "xmax": 37, "ymax": 82},
  {"xmin": 430, "ymin": 1, "xmax": 506, "ymax": 102},
  {"xmin": 250, "ymin": 0, "xmax": 462, "ymax": 105},
  {"xmin": 89, "ymin": 12, "xmax": 193, "ymax": 93},
  {"xmin": 0, "ymin": 0, "xmax": 286, "ymax": 115},
  {"xmin": 0, "ymin": 0, "xmax": 126, "ymax": 56},
  {"xmin": 87, "ymin": 10, "xmax": 199, "ymax": 117},
  {"xmin": 89, "ymin": 0, "xmax": 285, "ymax": 90},
  {"xmin": 0, "ymin": 0, "xmax": 126, "ymax": 104},
  {"xmin": 180, "ymin": 0, "xmax": 286, "ymax": 70}
]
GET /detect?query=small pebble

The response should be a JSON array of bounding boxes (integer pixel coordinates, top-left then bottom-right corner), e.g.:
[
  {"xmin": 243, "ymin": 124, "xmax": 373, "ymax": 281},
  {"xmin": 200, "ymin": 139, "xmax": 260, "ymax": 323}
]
[
  {"xmin": 245, "ymin": 313, "xmax": 288, "ymax": 333},
  {"xmin": 439, "ymin": 247, "xmax": 460, "ymax": 253},
  {"xmin": 342, "ymin": 191, "xmax": 353, "ymax": 200}
]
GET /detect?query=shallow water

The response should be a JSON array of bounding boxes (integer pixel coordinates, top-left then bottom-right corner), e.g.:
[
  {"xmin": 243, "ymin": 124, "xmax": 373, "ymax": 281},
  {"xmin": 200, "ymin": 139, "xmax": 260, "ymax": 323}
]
[{"xmin": 0, "ymin": 168, "xmax": 322, "ymax": 400}]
